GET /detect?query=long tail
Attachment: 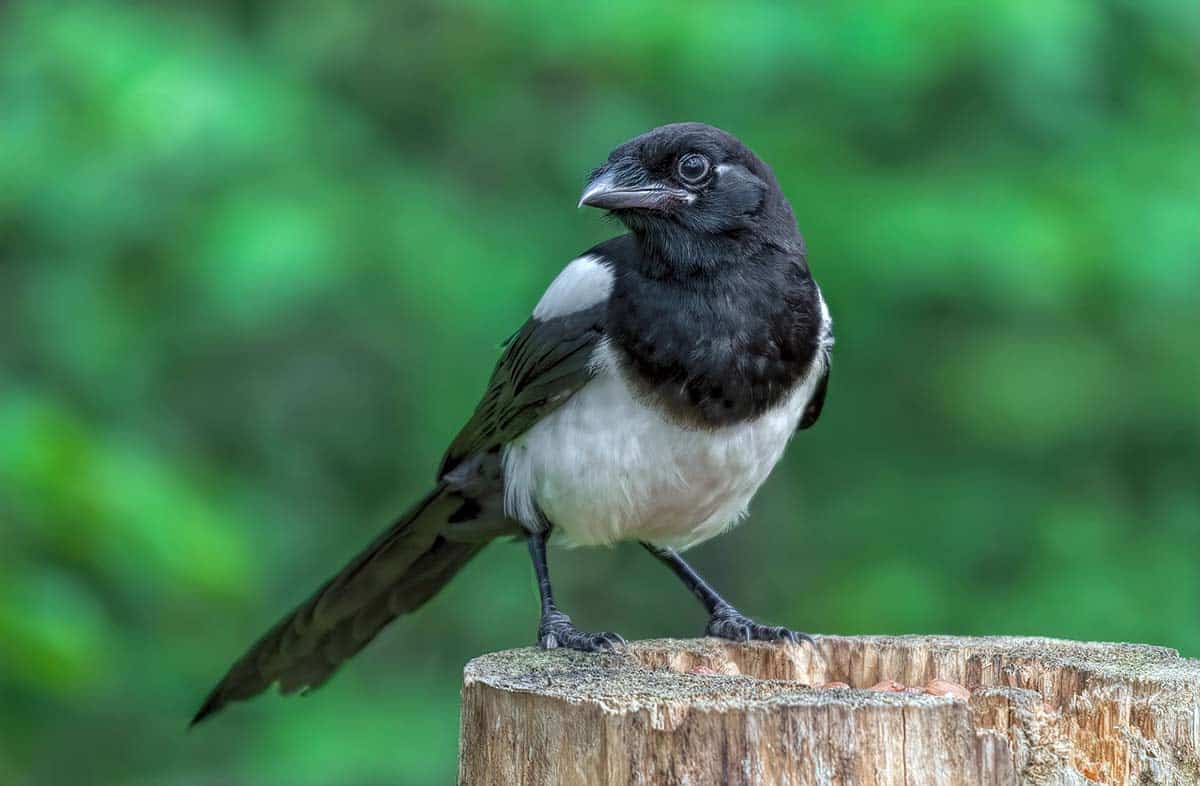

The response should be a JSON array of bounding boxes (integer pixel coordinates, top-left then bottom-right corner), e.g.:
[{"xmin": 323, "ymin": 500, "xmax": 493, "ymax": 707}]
[{"xmin": 191, "ymin": 485, "xmax": 487, "ymax": 725}]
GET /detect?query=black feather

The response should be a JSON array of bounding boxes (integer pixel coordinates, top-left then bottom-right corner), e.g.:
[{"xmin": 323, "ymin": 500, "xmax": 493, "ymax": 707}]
[{"xmin": 190, "ymin": 486, "xmax": 483, "ymax": 726}]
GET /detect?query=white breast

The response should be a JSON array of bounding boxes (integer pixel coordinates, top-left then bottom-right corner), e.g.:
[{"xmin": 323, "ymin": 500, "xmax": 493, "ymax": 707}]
[{"xmin": 502, "ymin": 340, "xmax": 828, "ymax": 551}]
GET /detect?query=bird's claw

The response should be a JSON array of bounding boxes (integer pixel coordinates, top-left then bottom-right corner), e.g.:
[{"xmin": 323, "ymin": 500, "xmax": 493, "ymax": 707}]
[
  {"xmin": 705, "ymin": 607, "xmax": 813, "ymax": 646},
  {"xmin": 538, "ymin": 610, "xmax": 625, "ymax": 653}
]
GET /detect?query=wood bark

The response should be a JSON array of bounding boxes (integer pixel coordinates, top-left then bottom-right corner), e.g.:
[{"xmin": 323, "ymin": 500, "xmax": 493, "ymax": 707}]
[{"xmin": 458, "ymin": 635, "xmax": 1200, "ymax": 785}]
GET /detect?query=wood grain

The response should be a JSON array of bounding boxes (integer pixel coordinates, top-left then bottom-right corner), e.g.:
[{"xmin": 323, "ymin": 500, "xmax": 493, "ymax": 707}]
[{"xmin": 458, "ymin": 636, "xmax": 1200, "ymax": 785}]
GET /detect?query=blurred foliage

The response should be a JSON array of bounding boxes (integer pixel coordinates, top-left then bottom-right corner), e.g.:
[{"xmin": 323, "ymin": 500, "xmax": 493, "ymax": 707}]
[{"xmin": 0, "ymin": 0, "xmax": 1196, "ymax": 784}]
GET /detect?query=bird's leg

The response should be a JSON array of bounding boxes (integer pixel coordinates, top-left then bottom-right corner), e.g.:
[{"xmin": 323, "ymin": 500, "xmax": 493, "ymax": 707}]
[
  {"xmin": 641, "ymin": 543, "xmax": 814, "ymax": 645},
  {"xmin": 527, "ymin": 529, "xmax": 624, "ymax": 652}
]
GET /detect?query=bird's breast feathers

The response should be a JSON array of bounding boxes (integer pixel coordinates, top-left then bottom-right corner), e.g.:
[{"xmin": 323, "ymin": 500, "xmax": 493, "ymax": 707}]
[{"xmin": 502, "ymin": 251, "xmax": 832, "ymax": 550}]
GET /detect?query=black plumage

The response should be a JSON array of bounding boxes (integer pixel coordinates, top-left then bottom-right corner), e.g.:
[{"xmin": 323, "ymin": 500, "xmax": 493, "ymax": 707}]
[{"xmin": 601, "ymin": 235, "xmax": 824, "ymax": 428}]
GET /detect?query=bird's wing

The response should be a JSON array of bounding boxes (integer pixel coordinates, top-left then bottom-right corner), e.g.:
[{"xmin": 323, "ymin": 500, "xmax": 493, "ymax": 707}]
[
  {"xmin": 797, "ymin": 358, "xmax": 829, "ymax": 430},
  {"xmin": 797, "ymin": 284, "xmax": 833, "ymax": 431},
  {"xmin": 438, "ymin": 256, "xmax": 611, "ymax": 478}
]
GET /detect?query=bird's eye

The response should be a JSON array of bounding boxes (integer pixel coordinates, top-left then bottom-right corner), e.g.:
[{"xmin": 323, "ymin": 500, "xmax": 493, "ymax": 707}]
[{"xmin": 676, "ymin": 153, "xmax": 711, "ymax": 185}]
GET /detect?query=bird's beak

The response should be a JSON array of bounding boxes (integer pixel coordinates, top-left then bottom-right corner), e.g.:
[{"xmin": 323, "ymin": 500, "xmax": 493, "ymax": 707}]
[{"xmin": 578, "ymin": 169, "xmax": 692, "ymax": 211}]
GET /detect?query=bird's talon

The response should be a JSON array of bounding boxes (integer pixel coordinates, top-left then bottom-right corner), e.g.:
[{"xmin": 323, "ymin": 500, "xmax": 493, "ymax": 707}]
[
  {"xmin": 537, "ymin": 612, "xmax": 624, "ymax": 654},
  {"xmin": 596, "ymin": 632, "xmax": 625, "ymax": 651},
  {"xmin": 706, "ymin": 610, "xmax": 812, "ymax": 646}
]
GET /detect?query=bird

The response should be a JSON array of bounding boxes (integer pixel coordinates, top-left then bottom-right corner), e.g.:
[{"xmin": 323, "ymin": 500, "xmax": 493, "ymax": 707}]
[{"xmin": 191, "ymin": 122, "xmax": 833, "ymax": 725}]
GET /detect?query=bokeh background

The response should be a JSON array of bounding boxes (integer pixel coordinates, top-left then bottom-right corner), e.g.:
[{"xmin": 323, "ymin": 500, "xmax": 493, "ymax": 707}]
[{"xmin": 1, "ymin": 1, "xmax": 1196, "ymax": 784}]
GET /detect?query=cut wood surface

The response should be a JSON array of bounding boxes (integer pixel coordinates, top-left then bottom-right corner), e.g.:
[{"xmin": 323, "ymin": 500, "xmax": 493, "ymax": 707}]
[{"xmin": 458, "ymin": 635, "xmax": 1200, "ymax": 786}]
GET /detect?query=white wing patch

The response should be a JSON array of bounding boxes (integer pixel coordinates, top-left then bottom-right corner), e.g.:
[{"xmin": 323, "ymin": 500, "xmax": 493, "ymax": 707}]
[{"xmin": 532, "ymin": 254, "xmax": 613, "ymax": 320}]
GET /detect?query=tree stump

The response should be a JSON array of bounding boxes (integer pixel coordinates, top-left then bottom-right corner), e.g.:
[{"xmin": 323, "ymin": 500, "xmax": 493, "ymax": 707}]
[{"xmin": 458, "ymin": 635, "xmax": 1200, "ymax": 785}]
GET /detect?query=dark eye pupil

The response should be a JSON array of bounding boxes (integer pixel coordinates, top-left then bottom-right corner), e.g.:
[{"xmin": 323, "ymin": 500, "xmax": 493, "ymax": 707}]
[{"xmin": 678, "ymin": 155, "xmax": 708, "ymax": 182}]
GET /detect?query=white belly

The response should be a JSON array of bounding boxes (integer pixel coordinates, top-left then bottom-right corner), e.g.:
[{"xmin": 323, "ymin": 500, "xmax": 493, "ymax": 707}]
[{"xmin": 501, "ymin": 342, "xmax": 824, "ymax": 550}]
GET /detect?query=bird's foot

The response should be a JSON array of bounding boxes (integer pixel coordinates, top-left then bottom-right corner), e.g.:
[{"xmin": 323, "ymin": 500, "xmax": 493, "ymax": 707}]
[
  {"xmin": 538, "ymin": 610, "xmax": 625, "ymax": 652},
  {"xmin": 706, "ymin": 605, "xmax": 814, "ymax": 645}
]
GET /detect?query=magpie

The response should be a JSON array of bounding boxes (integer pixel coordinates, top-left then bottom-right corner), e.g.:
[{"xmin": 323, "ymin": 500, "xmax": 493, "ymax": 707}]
[{"xmin": 192, "ymin": 122, "xmax": 833, "ymax": 724}]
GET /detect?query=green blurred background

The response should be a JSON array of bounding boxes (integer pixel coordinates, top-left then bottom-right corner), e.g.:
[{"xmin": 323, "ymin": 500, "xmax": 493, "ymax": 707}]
[{"xmin": 1, "ymin": 1, "xmax": 1196, "ymax": 783}]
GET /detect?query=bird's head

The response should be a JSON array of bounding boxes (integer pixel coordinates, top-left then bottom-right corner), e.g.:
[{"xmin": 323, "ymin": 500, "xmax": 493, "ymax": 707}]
[{"xmin": 579, "ymin": 123, "xmax": 800, "ymax": 267}]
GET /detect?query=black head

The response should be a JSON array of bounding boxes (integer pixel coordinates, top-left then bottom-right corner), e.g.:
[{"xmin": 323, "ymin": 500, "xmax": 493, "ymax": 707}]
[{"xmin": 579, "ymin": 123, "xmax": 802, "ymax": 273}]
